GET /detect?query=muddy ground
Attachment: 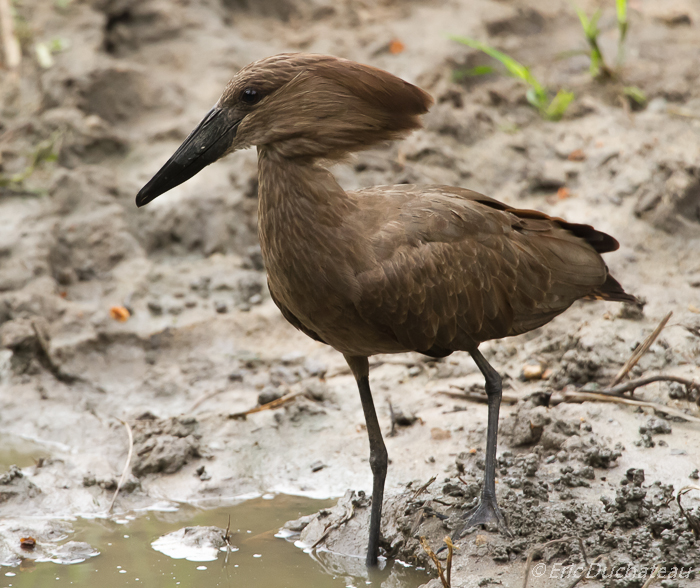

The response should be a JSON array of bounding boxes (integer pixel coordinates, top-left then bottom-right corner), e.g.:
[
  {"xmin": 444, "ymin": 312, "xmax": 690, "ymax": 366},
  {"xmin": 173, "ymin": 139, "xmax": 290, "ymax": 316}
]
[{"xmin": 1, "ymin": 0, "xmax": 700, "ymax": 586}]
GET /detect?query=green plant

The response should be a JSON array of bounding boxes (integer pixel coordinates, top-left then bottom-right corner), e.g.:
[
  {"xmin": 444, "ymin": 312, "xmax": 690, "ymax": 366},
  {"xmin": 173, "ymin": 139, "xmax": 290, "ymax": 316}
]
[
  {"xmin": 450, "ymin": 36, "xmax": 574, "ymax": 121},
  {"xmin": 573, "ymin": 0, "xmax": 629, "ymax": 78},
  {"xmin": 573, "ymin": 5, "xmax": 611, "ymax": 78},
  {"xmin": 616, "ymin": 0, "xmax": 628, "ymax": 66},
  {"xmin": 0, "ymin": 131, "xmax": 62, "ymax": 192}
]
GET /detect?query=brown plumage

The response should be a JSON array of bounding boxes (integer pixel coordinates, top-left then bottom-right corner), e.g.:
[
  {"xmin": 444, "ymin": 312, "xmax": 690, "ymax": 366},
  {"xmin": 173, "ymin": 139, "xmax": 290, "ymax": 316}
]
[{"xmin": 136, "ymin": 53, "xmax": 638, "ymax": 567}]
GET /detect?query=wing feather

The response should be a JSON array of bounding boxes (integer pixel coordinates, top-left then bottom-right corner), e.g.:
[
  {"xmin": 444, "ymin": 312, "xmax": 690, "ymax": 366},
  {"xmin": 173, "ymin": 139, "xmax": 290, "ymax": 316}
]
[{"xmin": 351, "ymin": 185, "xmax": 614, "ymax": 352}]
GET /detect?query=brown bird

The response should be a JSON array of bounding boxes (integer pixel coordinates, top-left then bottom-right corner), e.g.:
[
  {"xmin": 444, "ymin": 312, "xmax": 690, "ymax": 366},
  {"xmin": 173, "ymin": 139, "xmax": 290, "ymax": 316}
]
[{"xmin": 136, "ymin": 53, "xmax": 637, "ymax": 566}]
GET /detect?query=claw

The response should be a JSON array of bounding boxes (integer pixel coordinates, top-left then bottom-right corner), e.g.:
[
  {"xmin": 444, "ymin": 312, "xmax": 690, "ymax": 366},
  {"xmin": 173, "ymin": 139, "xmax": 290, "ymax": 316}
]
[{"xmin": 452, "ymin": 496, "xmax": 511, "ymax": 540}]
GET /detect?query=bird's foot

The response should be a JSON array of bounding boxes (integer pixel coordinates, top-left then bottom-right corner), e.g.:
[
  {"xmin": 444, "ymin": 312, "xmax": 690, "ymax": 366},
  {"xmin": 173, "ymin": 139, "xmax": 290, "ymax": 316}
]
[{"xmin": 452, "ymin": 496, "xmax": 511, "ymax": 540}]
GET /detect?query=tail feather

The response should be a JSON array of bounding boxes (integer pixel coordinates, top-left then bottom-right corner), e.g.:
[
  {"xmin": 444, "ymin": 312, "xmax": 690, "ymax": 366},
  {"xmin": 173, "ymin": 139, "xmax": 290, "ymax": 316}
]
[{"xmin": 586, "ymin": 272, "xmax": 640, "ymax": 304}]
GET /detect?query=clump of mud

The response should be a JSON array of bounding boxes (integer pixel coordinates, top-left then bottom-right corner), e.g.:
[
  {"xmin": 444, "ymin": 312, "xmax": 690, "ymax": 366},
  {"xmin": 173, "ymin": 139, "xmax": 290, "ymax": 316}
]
[{"xmin": 295, "ymin": 398, "xmax": 699, "ymax": 587}]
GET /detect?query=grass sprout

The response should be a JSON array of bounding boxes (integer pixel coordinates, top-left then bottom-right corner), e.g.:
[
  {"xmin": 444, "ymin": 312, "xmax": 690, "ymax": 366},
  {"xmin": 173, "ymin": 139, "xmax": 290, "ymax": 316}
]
[
  {"xmin": 573, "ymin": 5, "xmax": 611, "ymax": 78},
  {"xmin": 616, "ymin": 0, "xmax": 628, "ymax": 66},
  {"xmin": 0, "ymin": 131, "xmax": 62, "ymax": 192},
  {"xmin": 573, "ymin": 0, "xmax": 629, "ymax": 77},
  {"xmin": 623, "ymin": 85, "xmax": 647, "ymax": 107},
  {"xmin": 450, "ymin": 36, "xmax": 574, "ymax": 121}
]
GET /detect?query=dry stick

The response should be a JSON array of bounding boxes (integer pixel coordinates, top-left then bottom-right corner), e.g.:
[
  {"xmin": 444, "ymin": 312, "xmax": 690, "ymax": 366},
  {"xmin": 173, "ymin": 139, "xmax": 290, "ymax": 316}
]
[
  {"xmin": 229, "ymin": 390, "xmax": 305, "ymax": 419},
  {"xmin": 0, "ymin": 0, "xmax": 21, "ymax": 70},
  {"xmin": 676, "ymin": 485, "xmax": 700, "ymax": 539},
  {"xmin": 603, "ymin": 374, "xmax": 698, "ymax": 397},
  {"xmin": 190, "ymin": 386, "xmax": 227, "ymax": 412},
  {"xmin": 107, "ymin": 418, "xmax": 134, "ymax": 514},
  {"xmin": 555, "ymin": 391, "xmax": 700, "ymax": 424},
  {"xmin": 439, "ymin": 388, "xmax": 522, "ymax": 404},
  {"xmin": 312, "ymin": 505, "xmax": 356, "ymax": 549},
  {"xmin": 444, "ymin": 536, "xmax": 457, "ymax": 588},
  {"xmin": 410, "ymin": 475, "xmax": 437, "ymax": 502},
  {"xmin": 640, "ymin": 564, "xmax": 662, "ymax": 588},
  {"xmin": 420, "ymin": 537, "xmax": 448, "ymax": 588},
  {"xmin": 611, "ymin": 311, "xmax": 673, "ymax": 388},
  {"xmin": 522, "ymin": 537, "xmax": 586, "ymax": 588}
]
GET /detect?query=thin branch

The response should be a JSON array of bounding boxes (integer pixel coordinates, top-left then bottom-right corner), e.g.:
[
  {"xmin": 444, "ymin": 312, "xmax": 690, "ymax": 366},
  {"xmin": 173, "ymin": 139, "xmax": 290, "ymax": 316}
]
[
  {"xmin": 190, "ymin": 386, "xmax": 227, "ymax": 412},
  {"xmin": 0, "ymin": 0, "xmax": 21, "ymax": 70},
  {"xmin": 444, "ymin": 536, "xmax": 457, "ymax": 587},
  {"xmin": 107, "ymin": 418, "xmax": 134, "ymax": 514},
  {"xmin": 553, "ymin": 391, "xmax": 700, "ymax": 423},
  {"xmin": 522, "ymin": 537, "xmax": 585, "ymax": 588},
  {"xmin": 640, "ymin": 564, "xmax": 662, "ymax": 588},
  {"xmin": 676, "ymin": 486, "xmax": 700, "ymax": 539},
  {"xmin": 438, "ymin": 388, "xmax": 521, "ymax": 404},
  {"xmin": 420, "ymin": 536, "xmax": 449, "ymax": 588},
  {"xmin": 611, "ymin": 312, "xmax": 672, "ymax": 388},
  {"xmin": 604, "ymin": 374, "xmax": 698, "ymax": 396},
  {"xmin": 410, "ymin": 475, "xmax": 437, "ymax": 502},
  {"xmin": 229, "ymin": 389, "xmax": 305, "ymax": 419}
]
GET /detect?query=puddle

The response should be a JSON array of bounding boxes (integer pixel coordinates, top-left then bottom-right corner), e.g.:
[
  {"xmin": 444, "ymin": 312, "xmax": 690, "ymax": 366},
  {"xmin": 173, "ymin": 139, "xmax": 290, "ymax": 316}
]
[
  {"xmin": 0, "ymin": 495, "xmax": 430, "ymax": 588},
  {"xmin": 0, "ymin": 435, "xmax": 49, "ymax": 472}
]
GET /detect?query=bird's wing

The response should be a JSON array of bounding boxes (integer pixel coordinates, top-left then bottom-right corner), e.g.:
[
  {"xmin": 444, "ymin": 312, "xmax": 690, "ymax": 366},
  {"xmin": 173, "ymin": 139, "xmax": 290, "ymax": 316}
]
[{"xmin": 349, "ymin": 185, "xmax": 609, "ymax": 353}]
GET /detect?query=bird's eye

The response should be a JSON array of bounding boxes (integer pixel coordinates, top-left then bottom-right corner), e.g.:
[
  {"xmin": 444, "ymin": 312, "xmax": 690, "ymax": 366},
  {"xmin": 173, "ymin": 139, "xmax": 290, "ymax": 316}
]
[{"xmin": 241, "ymin": 88, "xmax": 262, "ymax": 105}]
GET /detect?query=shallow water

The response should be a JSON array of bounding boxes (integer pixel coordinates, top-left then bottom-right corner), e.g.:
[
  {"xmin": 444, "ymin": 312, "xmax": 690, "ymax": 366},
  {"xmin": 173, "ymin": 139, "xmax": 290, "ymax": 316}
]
[
  {"xmin": 1, "ymin": 495, "xmax": 430, "ymax": 588},
  {"xmin": 0, "ymin": 434, "xmax": 49, "ymax": 472}
]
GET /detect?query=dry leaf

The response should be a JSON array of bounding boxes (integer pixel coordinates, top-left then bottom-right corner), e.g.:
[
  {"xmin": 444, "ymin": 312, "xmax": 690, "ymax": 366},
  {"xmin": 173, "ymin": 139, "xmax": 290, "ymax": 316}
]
[
  {"xmin": 430, "ymin": 427, "xmax": 451, "ymax": 440},
  {"xmin": 567, "ymin": 149, "xmax": 586, "ymax": 161},
  {"xmin": 557, "ymin": 187, "xmax": 571, "ymax": 200},
  {"xmin": 109, "ymin": 306, "xmax": 130, "ymax": 322},
  {"xmin": 689, "ymin": 304, "xmax": 700, "ymax": 314},
  {"xmin": 389, "ymin": 39, "xmax": 405, "ymax": 54},
  {"xmin": 20, "ymin": 537, "xmax": 36, "ymax": 550}
]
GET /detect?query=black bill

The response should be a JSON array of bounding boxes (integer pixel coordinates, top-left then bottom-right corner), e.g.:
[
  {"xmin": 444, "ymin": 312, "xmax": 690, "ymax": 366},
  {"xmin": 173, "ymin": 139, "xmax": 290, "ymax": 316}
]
[{"xmin": 136, "ymin": 107, "xmax": 241, "ymax": 207}]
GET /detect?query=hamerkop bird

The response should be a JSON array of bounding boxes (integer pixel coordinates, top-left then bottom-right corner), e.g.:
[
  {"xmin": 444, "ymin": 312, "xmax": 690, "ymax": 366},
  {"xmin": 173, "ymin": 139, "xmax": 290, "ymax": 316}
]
[{"xmin": 136, "ymin": 53, "xmax": 637, "ymax": 566}]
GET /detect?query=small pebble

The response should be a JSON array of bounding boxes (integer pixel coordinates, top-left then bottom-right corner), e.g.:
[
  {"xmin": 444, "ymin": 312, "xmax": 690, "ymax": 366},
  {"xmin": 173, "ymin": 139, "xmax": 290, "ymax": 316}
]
[
  {"xmin": 310, "ymin": 460, "xmax": 325, "ymax": 472},
  {"xmin": 215, "ymin": 301, "xmax": 228, "ymax": 314}
]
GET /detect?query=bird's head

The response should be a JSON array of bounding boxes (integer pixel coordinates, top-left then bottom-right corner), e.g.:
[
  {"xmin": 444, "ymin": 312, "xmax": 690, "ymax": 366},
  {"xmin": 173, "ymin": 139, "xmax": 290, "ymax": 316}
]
[{"xmin": 136, "ymin": 53, "xmax": 433, "ymax": 206}]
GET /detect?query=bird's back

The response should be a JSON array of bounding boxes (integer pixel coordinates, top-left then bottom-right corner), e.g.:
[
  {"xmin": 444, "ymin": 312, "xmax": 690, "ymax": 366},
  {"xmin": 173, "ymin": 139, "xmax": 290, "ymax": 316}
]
[{"xmin": 339, "ymin": 184, "xmax": 635, "ymax": 356}]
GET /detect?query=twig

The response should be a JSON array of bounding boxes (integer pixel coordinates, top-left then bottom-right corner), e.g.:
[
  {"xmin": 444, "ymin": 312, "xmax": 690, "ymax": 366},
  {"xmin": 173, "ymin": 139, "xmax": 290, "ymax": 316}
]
[
  {"xmin": 229, "ymin": 389, "xmax": 305, "ymax": 419},
  {"xmin": 0, "ymin": 0, "xmax": 21, "ymax": 70},
  {"xmin": 640, "ymin": 564, "xmax": 662, "ymax": 588},
  {"xmin": 553, "ymin": 391, "xmax": 700, "ymax": 424},
  {"xmin": 312, "ymin": 504, "xmax": 356, "ymax": 548},
  {"xmin": 190, "ymin": 387, "xmax": 227, "ymax": 412},
  {"xmin": 438, "ymin": 389, "xmax": 521, "ymax": 404},
  {"xmin": 603, "ymin": 374, "xmax": 698, "ymax": 397},
  {"xmin": 107, "ymin": 418, "xmax": 134, "ymax": 514},
  {"xmin": 611, "ymin": 312, "xmax": 672, "ymax": 388},
  {"xmin": 676, "ymin": 486, "xmax": 700, "ymax": 539},
  {"xmin": 420, "ymin": 537, "xmax": 449, "ymax": 588},
  {"xmin": 522, "ymin": 537, "xmax": 586, "ymax": 588},
  {"xmin": 410, "ymin": 475, "xmax": 437, "ymax": 501},
  {"xmin": 444, "ymin": 536, "xmax": 457, "ymax": 587},
  {"xmin": 388, "ymin": 397, "xmax": 397, "ymax": 437}
]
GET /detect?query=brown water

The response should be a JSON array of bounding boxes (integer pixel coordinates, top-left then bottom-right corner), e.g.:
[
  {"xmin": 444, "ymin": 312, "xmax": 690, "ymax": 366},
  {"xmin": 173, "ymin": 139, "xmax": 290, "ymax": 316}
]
[
  {"xmin": 0, "ymin": 434, "xmax": 49, "ymax": 472},
  {"xmin": 0, "ymin": 495, "xmax": 430, "ymax": 588}
]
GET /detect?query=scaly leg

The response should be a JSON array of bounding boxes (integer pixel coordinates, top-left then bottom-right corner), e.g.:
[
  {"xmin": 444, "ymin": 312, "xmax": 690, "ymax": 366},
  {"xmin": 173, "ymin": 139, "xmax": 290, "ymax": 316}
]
[
  {"xmin": 453, "ymin": 348, "xmax": 510, "ymax": 539},
  {"xmin": 345, "ymin": 355, "xmax": 388, "ymax": 567}
]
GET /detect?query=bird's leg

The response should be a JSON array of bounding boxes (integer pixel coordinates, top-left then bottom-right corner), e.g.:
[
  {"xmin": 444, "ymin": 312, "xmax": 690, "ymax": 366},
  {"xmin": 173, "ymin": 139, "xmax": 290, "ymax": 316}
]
[
  {"xmin": 345, "ymin": 355, "xmax": 388, "ymax": 567},
  {"xmin": 453, "ymin": 348, "xmax": 511, "ymax": 539}
]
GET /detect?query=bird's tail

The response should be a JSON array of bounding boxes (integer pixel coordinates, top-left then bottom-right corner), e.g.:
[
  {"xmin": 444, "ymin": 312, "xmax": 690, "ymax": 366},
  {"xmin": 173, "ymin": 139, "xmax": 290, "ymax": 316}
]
[{"xmin": 586, "ymin": 272, "xmax": 640, "ymax": 304}]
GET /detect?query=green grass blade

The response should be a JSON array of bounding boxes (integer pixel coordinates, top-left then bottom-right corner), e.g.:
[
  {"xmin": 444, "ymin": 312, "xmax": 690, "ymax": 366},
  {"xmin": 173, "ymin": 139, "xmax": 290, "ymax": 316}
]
[
  {"xmin": 623, "ymin": 86, "xmax": 646, "ymax": 105},
  {"xmin": 450, "ymin": 35, "xmax": 546, "ymax": 96},
  {"xmin": 452, "ymin": 65, "xmax": 495, "ymax": 81},
  {"xmin": 616, "ymin": 0, "xmax": 629, "ymax": 66},
  {"xmin": 544, "ymin": 90, "xmax": 575, "ymax": 121}
]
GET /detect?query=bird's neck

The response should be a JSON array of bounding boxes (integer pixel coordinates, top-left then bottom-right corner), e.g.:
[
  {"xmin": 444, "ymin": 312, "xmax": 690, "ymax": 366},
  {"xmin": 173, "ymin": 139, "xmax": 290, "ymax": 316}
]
[{"xmin": 256, "ymin": 147, "xmax": 358, "ymax": 242}]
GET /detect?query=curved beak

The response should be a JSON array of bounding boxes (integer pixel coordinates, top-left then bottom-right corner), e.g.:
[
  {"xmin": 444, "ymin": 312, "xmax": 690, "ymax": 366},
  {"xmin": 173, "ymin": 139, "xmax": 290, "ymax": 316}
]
[{"xmin": 136, "ymin": 107, "xmax": 241, "ymax": 207}]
